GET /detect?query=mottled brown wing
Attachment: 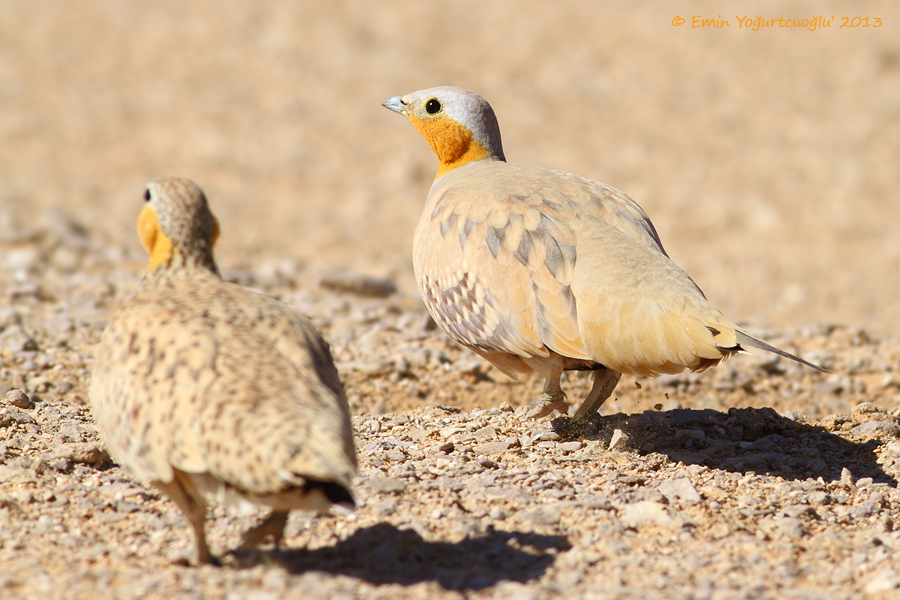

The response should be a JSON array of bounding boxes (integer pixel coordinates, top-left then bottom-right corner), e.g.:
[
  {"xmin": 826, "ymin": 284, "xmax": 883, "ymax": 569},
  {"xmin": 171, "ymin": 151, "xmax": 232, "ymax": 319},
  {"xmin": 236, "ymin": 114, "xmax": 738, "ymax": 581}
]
[
  {"xmin": 90, "ymin": 278, "xmax": 356, "ymax": 494},
  {"xmin": 570, "ymin": 227, "xmax": 738, "ymax": 376},
  {"xmin": 414, "ymin": 162, "xmax": 662, "ymax": 367},
  {"xmin": 412, "ymin": 160, "xmax": 732, "ymax": 378},
  {"xmin": 89, "ymin": 293, "xmax": 215, "ymax": 484},
  {"xmin": 194, "ymin": 285, "xmax": 357, "ymax": 494}
]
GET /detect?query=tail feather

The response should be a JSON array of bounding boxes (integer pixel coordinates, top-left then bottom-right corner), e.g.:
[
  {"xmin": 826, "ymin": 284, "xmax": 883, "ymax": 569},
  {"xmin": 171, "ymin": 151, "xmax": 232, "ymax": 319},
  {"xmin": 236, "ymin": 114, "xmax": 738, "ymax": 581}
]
[
  {"xmin": 306, "ymin": 478, "xmax": 356, "ymax": 511},
  {"xmin": 733, "ymin": 330, "xmax": 830, "ymax": 373}
]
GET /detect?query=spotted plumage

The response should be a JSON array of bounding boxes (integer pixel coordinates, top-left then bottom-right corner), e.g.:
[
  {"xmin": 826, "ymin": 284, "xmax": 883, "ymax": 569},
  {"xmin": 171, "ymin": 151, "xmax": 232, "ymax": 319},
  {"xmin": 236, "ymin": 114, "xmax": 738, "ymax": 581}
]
[
  {"xmin": 89, "ymin": 178, "xmax": 356, "ymax": 564},
  {"xmin": 383, "ymin": 86, "xmax": 826, "ymax": 423}
]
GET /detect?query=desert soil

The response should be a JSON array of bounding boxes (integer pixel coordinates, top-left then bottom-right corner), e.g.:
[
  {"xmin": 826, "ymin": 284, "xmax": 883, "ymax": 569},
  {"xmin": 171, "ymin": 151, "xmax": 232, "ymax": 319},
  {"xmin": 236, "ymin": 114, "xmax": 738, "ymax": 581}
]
[{"xmin": 2, "ymin": 1, "xmax": 900, "ymax": 598}]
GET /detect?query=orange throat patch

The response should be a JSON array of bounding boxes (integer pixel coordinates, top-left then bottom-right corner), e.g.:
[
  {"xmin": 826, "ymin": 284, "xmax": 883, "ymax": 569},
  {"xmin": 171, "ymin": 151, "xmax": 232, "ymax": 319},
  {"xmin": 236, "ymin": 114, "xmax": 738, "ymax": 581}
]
[
  {"xmin": 408, "ymin": 114, "xmax": 496, "ymax": 179},
  {"xmin": 138, "ymin": 205, "xmax": 174, "ymax": 270}
]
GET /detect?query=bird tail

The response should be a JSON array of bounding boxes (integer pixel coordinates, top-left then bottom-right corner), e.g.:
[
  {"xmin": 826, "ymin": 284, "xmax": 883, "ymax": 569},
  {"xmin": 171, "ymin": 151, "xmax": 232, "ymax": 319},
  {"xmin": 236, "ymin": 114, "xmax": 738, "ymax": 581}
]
[
  {"xmin": 305, "ymin": 478, "xmax": 356, "ymax": 511},
  {"xmin": 734, "ymin": 330, "xmax": 830, "ymax": 373}
]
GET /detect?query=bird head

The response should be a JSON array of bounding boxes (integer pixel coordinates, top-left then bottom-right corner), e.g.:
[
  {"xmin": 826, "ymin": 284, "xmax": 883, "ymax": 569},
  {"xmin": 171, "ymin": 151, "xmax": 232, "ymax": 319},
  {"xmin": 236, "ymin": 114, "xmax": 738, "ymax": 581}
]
[
  {"xmin": 138, "ymin": 178, "xmax": 220, "ymax": 273},
  {"xmin": 383, "ymin": 86, "xmax": 506, "ymax": 179}
]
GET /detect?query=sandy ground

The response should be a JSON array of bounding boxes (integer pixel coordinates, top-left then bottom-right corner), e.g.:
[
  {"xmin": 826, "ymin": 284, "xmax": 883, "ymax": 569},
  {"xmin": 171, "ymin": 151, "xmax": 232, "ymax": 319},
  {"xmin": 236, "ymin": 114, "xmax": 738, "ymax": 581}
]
[{"xmin": 1, "ymin": 1, "xmax": 900, "ymax": 598}]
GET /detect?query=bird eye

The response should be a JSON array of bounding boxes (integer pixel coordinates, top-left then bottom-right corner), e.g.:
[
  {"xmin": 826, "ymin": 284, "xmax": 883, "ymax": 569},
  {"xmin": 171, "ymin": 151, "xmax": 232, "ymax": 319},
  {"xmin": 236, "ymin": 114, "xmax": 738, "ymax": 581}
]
[
  {"xmin": 425, "ymin": 98, "xmax": 442, "ymax": 114},
  {"xmin": 144, "ymin": 189, "xmax": 151, "ymax": 202}
]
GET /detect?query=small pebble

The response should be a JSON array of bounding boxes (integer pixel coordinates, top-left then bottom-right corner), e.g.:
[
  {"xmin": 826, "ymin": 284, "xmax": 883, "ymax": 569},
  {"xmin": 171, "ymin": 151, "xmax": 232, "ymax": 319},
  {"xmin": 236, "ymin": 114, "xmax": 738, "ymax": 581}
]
[
  {"xmin": 372, "ymin": 499, "xmax": 397, "ymax": 516},
  {"xmin": 840, "ymin": 467, "xmax": 854, "ymax": 487},
  {"xmin": 518, "ymin": 504, "xmax": 562, "ymax": 526},
  {"xmin": 852, "ymin": 421, "xmax": 900, "ymax": 439},
  {"xmin": 852, "ymin": 402, "xmax": 886, "ymax": 415},
  {"xmin": 318, "ymin": 272, "xmax": 397, "ymax": 297},
  {"xmin": 557, "ymin": 441, "xmax": 582, "ymax": 453},
  {"xmin": 478, "ymin": 457, "xmax": 500, "ymax": 469},
  {"xmin": 658, "ymin": 477, "xmax": 701, "ymax": 505},
  {"xmin": 5, "ymin": 389, "xmax": 32, "ymax": 409},
  {"xmin": 808, "ymin": 491, "xmax": 832, "ymax": 506},
  {"xmin": 367, "ymin": 477, "xmax": 407, "ymax": 495},
  {"xmin": 609, "ymin": 429, "xmax": 629, "ymax": 451},
  {"xmin": 533, "ymin": 431, "xmax": 561, "ymax": 442},
  {"xmin": 620, "ymin": 501, "xmax": 680, "ymax": 529},
  {"xmin": 776, "ymin": 517, "xmax": 806, "ymax": 540},
  {"xmin": 474, "ymin": 441, "xmax": 515, "ymax": 455},
  {"xmin": 384, "ymin": 449, "xmax": 406, "ymax": 461}
]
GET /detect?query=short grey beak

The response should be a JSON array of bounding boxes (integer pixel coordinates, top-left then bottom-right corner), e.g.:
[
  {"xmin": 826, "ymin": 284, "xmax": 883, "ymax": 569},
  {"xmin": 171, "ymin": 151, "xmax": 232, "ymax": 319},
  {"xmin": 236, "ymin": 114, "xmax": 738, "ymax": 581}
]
[{"xmin": 382, "ymin": 96, "xmax": 406, "ymax": 115}]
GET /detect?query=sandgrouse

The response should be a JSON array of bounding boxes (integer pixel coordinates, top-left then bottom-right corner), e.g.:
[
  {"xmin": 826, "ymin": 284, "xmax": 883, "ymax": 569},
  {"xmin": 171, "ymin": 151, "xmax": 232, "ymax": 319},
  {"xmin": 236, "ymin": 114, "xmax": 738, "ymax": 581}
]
[
  {"xmin": 383, "ymin": 86, "xmax": 826, "ymax": 423},
  {"xmin": 89, "ymin": 178, "xmax": 356, "ymax": 564}
]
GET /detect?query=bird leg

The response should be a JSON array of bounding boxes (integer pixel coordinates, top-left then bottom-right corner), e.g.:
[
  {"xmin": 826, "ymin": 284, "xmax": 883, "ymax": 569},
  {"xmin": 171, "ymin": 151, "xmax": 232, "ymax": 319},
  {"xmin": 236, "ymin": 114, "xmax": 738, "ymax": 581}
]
[
  {"xmin": 571, "ymin": 368, "xmax": 622, "ymax": 422},
  {"xmin": 237, "ymin": 510, "xmax": 290, "ymax": 551},
  {"xmin": 526, "ymin": 364, "xmax": 569, "ymax": 419},
  {"xmin": 155, "ymin": 472, "xmax": 216, "ymax": 566}
]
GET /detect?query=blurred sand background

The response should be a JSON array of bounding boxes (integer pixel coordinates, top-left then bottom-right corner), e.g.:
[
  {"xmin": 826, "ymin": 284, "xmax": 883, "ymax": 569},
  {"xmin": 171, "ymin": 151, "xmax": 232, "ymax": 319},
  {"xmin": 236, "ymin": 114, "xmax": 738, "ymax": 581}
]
[
  {"xmin": 1, "ymin": 0, "xmax": 898, "ymax": 338},
  {"xmin": 2, "ymin": 4, "xmax": 900, "ymax": 597}
]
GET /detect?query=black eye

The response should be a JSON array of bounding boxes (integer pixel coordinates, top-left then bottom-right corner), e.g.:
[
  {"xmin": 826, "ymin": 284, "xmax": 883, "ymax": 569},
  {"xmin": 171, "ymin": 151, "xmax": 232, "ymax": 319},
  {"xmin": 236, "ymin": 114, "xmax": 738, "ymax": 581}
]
[
  {"xmin": 144, "ymin": 189, "xmax": 151, "ymax": 202},
  {"xmin": 425, "ymin": 98, "xmax": 441, "ymax": 114}
]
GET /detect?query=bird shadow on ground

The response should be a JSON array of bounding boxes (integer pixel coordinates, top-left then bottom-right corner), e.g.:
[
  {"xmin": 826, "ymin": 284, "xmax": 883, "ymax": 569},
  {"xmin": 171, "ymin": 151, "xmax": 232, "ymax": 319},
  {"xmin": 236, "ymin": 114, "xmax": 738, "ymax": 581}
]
[
  {"xmin": 558, "ymin": 406, "xmax": 896, "ymax": 485},
  {"xmin": 235, "ymin": 522, "xmax": 569, "ymax": 590}
]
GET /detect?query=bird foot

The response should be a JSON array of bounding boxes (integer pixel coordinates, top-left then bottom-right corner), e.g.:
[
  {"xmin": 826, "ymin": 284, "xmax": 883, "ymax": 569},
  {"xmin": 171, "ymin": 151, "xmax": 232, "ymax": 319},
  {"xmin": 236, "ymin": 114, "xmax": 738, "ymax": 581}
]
[
  {"xmin": 550, "ymin": 411, "xmax": 603, "ymax": 438},
  {"xmin": 526, "ymin": 394, "xmax": 569, "ymax": 419},
  {"xmin": 166, "ymin": 547, "xmax": 221, "ymax": 568}
]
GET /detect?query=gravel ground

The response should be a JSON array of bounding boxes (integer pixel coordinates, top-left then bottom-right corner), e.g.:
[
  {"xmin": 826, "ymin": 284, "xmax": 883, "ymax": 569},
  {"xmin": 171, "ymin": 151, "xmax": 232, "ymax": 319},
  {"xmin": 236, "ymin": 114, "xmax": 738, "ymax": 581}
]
[
  {"xmin": 2, "ymin": 1, "xmax": 900, "ymax": 599},
  {"xmin": 2, "ymin": 226, "xmax": 900, "ymax": 599}
]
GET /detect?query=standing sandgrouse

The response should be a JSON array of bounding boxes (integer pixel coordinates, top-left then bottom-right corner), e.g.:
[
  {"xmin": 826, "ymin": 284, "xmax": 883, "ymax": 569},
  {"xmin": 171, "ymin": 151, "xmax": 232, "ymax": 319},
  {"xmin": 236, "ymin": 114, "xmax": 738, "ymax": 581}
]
[
  {"xmin": 89, "ymin": 178, "xmax": 356, "ymax": 565},
  {"xmin": 383, "ymin": 86, "xmax": 826, "ymax": 423}
]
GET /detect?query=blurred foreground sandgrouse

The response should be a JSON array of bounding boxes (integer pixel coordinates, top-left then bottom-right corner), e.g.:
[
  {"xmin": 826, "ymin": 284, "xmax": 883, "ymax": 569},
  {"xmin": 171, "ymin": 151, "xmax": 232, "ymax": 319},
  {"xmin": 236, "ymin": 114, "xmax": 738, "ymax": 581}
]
[
  {"xmin": 89, "ymin": 178, "xmax": 356, "ymax": 565},
  {"xmin": 383, "ymin": 86, "xmax": 826, "ymax": 425}
]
